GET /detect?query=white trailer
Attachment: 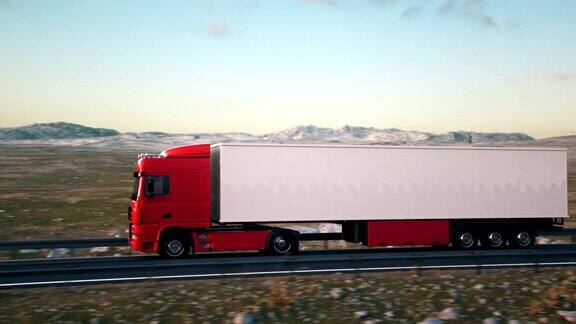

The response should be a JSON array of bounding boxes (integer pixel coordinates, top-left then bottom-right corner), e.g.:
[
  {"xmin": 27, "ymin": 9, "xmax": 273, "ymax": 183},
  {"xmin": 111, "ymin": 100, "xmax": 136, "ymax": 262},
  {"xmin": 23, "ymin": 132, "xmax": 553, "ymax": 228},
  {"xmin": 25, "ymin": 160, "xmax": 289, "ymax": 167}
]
[{"xmin": 211, "ymin": 143, "xmax": 568, "ymax": 223}]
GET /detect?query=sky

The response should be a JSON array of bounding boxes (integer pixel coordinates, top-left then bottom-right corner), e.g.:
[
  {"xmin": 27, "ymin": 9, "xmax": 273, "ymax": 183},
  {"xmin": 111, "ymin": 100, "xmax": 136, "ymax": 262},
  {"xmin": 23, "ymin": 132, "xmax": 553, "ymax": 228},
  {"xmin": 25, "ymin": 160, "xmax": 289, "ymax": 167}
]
[{"xmin": 0, "ymin": 0, "xmax": 575, "ymax": 138}]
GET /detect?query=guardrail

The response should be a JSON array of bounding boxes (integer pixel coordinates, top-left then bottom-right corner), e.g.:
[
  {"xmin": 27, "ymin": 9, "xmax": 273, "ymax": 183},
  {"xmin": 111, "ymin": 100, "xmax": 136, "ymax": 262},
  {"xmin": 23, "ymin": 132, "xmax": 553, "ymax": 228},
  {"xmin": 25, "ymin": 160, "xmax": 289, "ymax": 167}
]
[
  {"xmin": 0, "ymin": 233, "xmax": 344, "ymax": 251},
  {"xmin": 0, "ymin": 238, "xmax": 127, "ymax": 251}
]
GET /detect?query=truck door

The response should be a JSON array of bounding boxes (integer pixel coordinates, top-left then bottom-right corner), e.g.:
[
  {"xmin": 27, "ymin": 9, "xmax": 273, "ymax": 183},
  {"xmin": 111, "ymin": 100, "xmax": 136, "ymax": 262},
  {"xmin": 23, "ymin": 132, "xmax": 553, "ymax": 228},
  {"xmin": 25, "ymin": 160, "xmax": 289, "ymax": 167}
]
[{"xmin": 142, "ymin": 175, "xmax": 172, "ymax": 224}]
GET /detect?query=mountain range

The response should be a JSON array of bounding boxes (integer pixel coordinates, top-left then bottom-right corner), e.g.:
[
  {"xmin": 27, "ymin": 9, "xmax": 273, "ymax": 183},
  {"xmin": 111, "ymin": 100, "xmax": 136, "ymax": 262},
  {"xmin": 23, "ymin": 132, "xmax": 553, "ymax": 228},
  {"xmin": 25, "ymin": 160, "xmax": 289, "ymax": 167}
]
[
  {"xmin": 0, "ymin": 122, "xmax": 541, "ymax": 149},
  {"xmin": 1, "ymin": 121, "xmax": 573, "ymax": 171}
]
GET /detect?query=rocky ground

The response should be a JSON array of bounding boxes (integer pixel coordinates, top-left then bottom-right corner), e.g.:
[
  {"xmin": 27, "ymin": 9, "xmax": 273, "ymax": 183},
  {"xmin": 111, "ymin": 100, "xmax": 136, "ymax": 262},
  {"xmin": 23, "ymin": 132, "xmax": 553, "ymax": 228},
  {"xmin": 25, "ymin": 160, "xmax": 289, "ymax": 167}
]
[{"xmin": 2, "ymin": 267, "xmax": 576, "ymax": 323}]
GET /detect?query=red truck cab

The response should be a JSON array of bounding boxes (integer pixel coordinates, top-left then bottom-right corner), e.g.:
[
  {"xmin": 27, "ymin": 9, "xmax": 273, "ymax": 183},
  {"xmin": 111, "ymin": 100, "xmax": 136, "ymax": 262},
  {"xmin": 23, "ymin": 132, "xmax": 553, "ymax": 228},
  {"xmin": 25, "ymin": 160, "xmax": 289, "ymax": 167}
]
[
  {"xmin": 129, "ymin": 144, "xmax": 277, "ymax": 257},
  {"xmin": 129, "ymin": 144, "xmax": 211, "ymax": 254}
]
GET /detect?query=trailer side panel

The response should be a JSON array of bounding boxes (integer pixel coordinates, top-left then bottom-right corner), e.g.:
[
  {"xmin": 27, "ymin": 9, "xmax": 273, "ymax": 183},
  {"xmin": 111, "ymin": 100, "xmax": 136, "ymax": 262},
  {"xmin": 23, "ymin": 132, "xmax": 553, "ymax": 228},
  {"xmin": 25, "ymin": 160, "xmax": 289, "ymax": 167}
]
[{"xmin": 214, "ymin": 144, "xmax": 567, "ymax": 223}]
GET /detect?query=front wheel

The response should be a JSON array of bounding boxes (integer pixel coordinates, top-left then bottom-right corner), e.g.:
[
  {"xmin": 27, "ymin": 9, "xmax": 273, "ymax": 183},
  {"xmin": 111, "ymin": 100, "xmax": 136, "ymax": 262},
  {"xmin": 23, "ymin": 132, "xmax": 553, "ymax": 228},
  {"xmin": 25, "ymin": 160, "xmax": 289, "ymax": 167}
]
[
  {"xmin": 159, "ymin": 232, "xmax": 191, "ymax": 258},
  {"xmin": 267, "ymin": 231, "xmax": 298, "ymax": 256}
]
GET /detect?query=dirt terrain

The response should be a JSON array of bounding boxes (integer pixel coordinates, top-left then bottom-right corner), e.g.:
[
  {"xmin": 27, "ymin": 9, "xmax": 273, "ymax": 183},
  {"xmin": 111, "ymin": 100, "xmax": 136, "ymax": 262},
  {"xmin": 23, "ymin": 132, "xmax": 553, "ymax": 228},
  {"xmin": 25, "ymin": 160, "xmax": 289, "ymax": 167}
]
[{"xmin": 2, "ymin": 267, "xmax": 576, "ymax": 323}]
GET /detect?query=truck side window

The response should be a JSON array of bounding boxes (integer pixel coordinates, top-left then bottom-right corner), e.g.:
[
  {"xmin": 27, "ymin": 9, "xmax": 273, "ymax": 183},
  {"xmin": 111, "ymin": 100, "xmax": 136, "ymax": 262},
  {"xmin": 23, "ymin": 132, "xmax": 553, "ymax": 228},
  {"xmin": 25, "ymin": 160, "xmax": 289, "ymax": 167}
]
[{"xmin": 145, "ymin": 176, "xmax": 170, "ymax": 197}]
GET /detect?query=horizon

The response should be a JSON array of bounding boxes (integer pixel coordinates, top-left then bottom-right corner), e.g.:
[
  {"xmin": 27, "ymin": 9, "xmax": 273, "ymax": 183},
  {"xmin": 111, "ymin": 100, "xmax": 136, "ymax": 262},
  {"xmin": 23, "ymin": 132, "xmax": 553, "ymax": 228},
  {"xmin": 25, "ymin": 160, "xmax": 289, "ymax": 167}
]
[
  {"xmin": 0, "ymin": 120, "xmax": 563, "ymax": 139},
  {"xmin": 1, "ymin": 1, "xmax": 575, "ymax": 138}
]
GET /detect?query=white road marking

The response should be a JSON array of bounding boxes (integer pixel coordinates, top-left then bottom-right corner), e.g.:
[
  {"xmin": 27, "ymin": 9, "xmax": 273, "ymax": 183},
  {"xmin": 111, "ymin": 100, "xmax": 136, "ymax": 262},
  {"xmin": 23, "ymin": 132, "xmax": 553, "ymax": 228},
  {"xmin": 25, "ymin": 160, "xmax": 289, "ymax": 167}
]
[{"xmin": 2, "ymin": 261, "xmax": 576, "ymax": 288}]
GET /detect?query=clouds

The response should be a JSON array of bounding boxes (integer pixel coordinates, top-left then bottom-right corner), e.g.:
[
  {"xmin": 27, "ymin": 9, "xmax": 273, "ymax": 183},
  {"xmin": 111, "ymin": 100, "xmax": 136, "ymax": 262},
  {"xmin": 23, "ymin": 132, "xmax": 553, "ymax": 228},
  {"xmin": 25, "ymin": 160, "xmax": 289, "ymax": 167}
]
[
  {"xmin": 294, "ymin": 0, "xmax": 513, "ymax": 30},
  {"xmin": 544, "ymin": 73, "xmax": 576, "ymax": 83},
  {"xmin": 401, "ymin": 5, "xmax": 425, "ymax": 19},
  {"xmin": 298, "ymin": 0, "xmax": 336, "ymax": 6},
  {"xmin": 508, "ymin": 72, "xmax": 576, "ymax": 85},
  {"xmin": 436, "ymin": 0, "xmax": 498, "ymax": 28},
  {"xmin": 208, "ymin": 20, "xmax": 231, "ymax": 38}
]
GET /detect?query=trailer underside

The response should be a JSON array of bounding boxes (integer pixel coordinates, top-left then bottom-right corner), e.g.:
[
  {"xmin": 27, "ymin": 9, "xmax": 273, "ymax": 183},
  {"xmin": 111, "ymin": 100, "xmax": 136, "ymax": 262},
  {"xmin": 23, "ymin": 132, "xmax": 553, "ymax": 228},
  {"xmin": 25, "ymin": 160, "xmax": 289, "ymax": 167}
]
[{"xmin": 131, "ymin": 217, "xmax": 565, "ymax": 258}]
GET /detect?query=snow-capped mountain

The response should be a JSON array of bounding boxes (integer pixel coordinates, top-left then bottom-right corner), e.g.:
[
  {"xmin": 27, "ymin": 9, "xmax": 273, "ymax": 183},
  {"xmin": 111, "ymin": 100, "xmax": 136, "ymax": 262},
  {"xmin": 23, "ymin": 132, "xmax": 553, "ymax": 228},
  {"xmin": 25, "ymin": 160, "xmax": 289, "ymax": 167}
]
[
  {"xmin": 0, "ymin": 122, "xmax": 119, "ymax": 140},
  {"xmin": 0, "ymin": 122, "xmax": 537, "ymax": 150},
  {"xmin": 263, "ymin": 125, "xmax": 432, "ymax": 144}
]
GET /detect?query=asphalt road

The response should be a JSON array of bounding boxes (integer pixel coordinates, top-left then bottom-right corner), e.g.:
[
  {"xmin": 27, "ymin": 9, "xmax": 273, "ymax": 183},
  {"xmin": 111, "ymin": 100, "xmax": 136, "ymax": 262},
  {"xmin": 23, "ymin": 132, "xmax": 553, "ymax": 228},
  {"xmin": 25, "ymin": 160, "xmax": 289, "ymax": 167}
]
[{"xmin": 2, "ymin": 244, "xmax": 576, "ymax": 288}]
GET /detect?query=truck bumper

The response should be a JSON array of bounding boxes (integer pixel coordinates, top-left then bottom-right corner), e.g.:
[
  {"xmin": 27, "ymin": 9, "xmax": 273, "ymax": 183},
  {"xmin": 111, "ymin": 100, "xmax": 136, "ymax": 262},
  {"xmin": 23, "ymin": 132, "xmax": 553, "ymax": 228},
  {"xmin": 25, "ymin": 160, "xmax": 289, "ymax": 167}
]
[{"xmin": 129, "ymin": 224, "xmax": 158, "ymax": 252}]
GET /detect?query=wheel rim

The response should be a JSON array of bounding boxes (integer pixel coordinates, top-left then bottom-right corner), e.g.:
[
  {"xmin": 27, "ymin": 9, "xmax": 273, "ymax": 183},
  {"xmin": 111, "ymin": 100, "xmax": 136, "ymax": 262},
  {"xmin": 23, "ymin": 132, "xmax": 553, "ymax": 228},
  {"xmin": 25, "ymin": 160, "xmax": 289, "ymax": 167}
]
[
  {"xmin": 273, "ymin": 236, "xmax": 291, "ymax": 254},
  {"xmin": 166, "ymin": 239, "xmax": 184, "ymax": 256},
  {"xmin": 516, "ymin": 232, "xmax": 531, "ymax": 247},
  {"xmin": 488, "ymin": 232, "xmax": 503, "ymax": 247},
  {"xmin": 459, "ymin": 232, "xmax": 475, "ymax": 248}
]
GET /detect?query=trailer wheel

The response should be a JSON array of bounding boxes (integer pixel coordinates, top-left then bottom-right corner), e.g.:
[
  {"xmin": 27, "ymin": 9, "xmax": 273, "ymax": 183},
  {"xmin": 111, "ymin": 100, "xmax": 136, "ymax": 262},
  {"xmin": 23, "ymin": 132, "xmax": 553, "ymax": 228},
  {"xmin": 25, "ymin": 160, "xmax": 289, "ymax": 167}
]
[
  {"xmin": 267, "ymin": 231, "xmax": 298, "ymax": 256},
  {"xmin": 508, "ymin": 227, "xmax": 535, "ymax": 249},
  {"xmin": 159, "ymin": 231, "xmax": 191, "ymax": 258},
  {"xmin": 451, "ymin": 226, "xmax": 477, "ymax": 250},
  {"xmin": 480, "ymin": 227, "xmax": 506, "ymax": 249}
]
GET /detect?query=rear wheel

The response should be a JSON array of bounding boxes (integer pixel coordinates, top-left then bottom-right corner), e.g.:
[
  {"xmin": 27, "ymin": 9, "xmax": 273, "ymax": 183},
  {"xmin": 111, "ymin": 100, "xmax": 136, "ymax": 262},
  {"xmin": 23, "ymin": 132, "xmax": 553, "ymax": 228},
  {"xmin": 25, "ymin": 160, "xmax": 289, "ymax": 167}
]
[
  {"xmin": 159, "ymin": 232, "xmax": 191, "ymax": 258},
  {"xmin": 480, "ymin": 227, "xmax": 506, "ymax": 249},
  {"xmin": 508, "ymin": 227, "xmax": 535, "ymax": 248},
  {"xmin": 451, "ymin": 226, "xmax": 477, "ymax": 250},
  {"xmin": 267, "ymin": 230, "xmax": 298, "ymax": 256}
]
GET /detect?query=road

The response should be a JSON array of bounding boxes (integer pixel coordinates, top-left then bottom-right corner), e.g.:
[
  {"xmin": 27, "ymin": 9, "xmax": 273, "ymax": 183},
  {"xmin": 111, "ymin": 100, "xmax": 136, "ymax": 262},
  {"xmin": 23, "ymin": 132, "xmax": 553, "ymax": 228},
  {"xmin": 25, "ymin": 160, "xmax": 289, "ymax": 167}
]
[{"xmin": 2, "ymin": 244, "xmax": 576, "ymax": 288}]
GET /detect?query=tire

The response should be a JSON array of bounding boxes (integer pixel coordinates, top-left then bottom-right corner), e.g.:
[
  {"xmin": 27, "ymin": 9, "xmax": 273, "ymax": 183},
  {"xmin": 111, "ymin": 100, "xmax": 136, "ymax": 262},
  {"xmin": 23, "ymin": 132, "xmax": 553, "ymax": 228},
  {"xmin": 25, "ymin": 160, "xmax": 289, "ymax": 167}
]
[
  {"xmin": 267, "ymin": 230, "xmax": 298, "ymax": 256},
  {"xmin": 508, "ymin": 227, "xmax": 535, "ymax": 249},
  {"xmin": 480, "ymin": 227, "xmax": 506, "ymax": 249},
  {"xmin": 158, "ymin": 232, "xmax": 191, "ymax": 258},
  {"xmin": 451, "ymin": 226, "xmax": 478, "ymax": 250}
]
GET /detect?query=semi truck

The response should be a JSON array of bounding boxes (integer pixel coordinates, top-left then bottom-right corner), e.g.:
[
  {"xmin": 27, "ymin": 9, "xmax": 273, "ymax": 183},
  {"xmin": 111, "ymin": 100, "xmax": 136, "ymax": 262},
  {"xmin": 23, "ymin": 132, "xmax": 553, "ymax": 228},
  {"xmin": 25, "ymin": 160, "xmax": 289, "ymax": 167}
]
[{"xmin": 128, "ymin": 143, "xmax": 568, "ymax": 258}]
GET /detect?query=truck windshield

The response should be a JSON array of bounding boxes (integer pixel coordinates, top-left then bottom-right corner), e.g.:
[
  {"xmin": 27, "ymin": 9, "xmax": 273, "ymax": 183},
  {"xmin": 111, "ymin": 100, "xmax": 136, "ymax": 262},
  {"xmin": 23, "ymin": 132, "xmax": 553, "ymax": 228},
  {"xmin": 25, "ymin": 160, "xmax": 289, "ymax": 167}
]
[{"xmin": 131, "ymin": 174, "xmax": 140, "ymax": 200}]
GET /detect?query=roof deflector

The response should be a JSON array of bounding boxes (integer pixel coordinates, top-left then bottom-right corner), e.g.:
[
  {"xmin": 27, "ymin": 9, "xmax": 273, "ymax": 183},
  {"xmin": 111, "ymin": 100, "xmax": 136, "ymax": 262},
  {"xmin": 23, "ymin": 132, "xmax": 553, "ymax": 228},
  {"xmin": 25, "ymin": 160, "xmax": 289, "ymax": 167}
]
[{"xmin": 160, "ymin": 144, "xmax": 211, "ymax": 158}]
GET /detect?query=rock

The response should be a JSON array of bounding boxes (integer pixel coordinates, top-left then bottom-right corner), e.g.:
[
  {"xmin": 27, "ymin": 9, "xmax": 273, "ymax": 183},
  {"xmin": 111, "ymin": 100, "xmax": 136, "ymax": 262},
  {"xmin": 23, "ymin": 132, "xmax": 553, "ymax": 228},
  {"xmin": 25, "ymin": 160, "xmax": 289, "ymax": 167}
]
[
  {"xmin": 479, "ymin": 298, "xmax": 487, "ymax": 305},
  {"xmin": 363, "ymin": 320, "xmax": 381, "ymax": 324},
  {"xmin": 418, "ymin": 317, "xmax": 443, "ymax": 324},
  {"xmin": 89, "ymin": 247, "xmax": 110, "ymax": 253},
  {"xmin": 89, "ymin": 318, "xmax": 101, "ymax": 324},
  {"xmin": 503, "ymin": 282, "xmax": 511, "ymax": 291},
  {"xmin": 46, "ymin": 248, "xmax": 71, "ymax": 258},
  {"xmin": 483, "ymin": 318, "xmax": 499, "ymax": 324},
  {"xmin": 384, "ymin": 311, "xmax": 394, "ymax": 318},
  {"xmin": 473, "ymin": 284, "xmax": 485, "ymax": 290},
  {"xmin": 508, "ymin": 320, "xmax": 521, "ymax": 324},
  {"xmin": 557, "ymin": 310, "xmax": 576, "ymax": 322},
  {"xmin": 52, "ymin": 218, "xmax": 63, "ymax": 222},
  {"xmin": 354, "ymin": 310, "xmax": 369, "ymax": 319},
  {"xmin": 437, "ymin": 308, "xmax": 460, "ymax": 320},
  {"xmin": 330, "ymin": 288, "xmax": 342, "ymax": 299},
  {"xmin": 233, "ymin": 313, "xmax": 255, "ymax": 324}
]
